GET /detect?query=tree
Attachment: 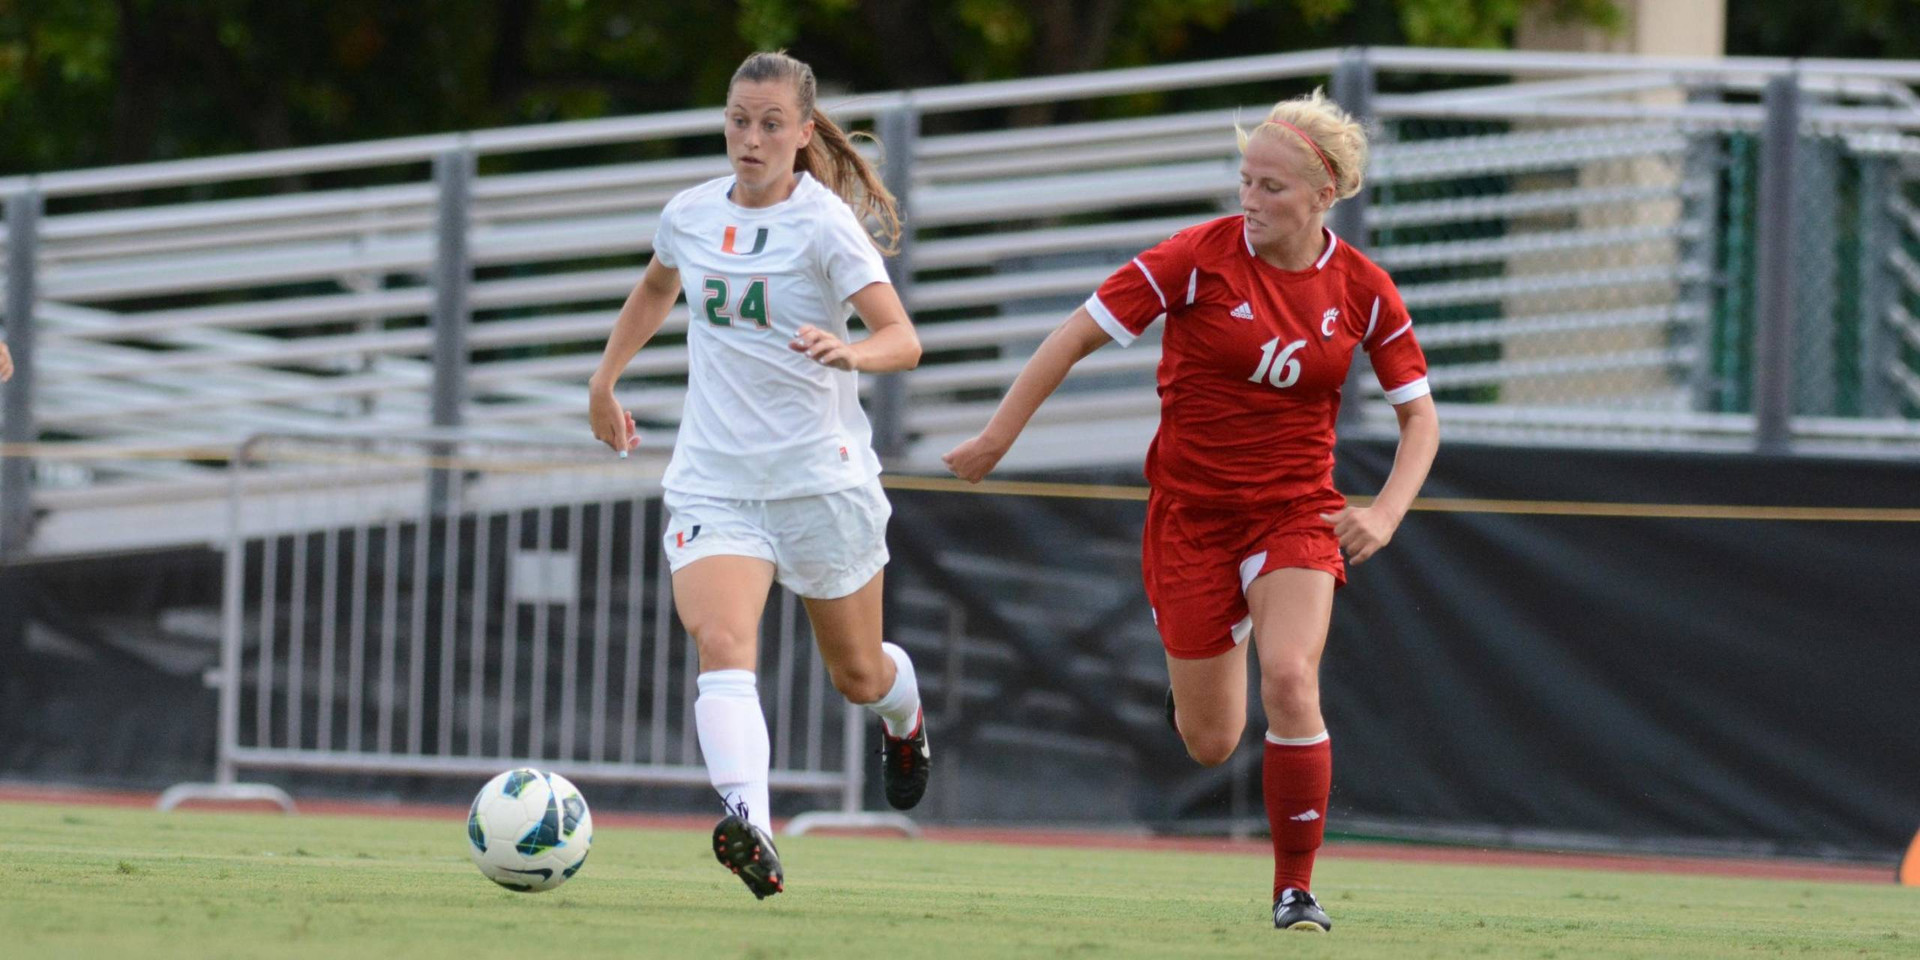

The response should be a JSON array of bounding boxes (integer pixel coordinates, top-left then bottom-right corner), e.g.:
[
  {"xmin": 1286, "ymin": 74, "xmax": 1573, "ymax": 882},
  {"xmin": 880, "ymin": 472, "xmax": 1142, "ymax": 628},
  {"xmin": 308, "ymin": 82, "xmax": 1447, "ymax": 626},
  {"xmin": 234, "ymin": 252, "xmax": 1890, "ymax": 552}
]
[
  {"xmin": 0, "ymin": 0, "xmax": 1620, "ymax": 177},
  {"xmin": 1726, "ymin": 0, "xmax": 1920, "ymax": 59}
]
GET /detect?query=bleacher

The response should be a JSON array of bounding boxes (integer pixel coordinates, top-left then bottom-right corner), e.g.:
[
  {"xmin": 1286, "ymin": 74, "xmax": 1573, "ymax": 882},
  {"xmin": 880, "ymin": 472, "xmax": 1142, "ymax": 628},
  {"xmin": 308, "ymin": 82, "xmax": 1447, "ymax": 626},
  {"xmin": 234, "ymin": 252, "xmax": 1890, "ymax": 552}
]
[{"xmin": 7, "ymin": 46, "xmax": 1920, "ymax": 561}]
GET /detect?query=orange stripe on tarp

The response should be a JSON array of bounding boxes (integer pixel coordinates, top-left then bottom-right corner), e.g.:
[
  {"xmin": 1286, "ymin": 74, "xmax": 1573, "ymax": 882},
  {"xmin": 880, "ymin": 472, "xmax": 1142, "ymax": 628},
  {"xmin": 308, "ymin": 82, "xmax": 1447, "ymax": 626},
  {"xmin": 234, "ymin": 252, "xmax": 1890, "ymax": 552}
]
[{"xmin": 877, "ymin": 475, "xmax": 1920, "ymax": 523}]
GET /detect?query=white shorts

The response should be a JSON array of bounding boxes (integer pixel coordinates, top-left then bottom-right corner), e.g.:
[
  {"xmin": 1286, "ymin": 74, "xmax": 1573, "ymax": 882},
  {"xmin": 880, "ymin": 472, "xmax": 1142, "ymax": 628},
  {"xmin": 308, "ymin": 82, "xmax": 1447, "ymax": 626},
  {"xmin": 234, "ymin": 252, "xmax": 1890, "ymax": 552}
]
[{"xmin": 662, "ymin": 478, "xmax": 892, "ymax": 600}]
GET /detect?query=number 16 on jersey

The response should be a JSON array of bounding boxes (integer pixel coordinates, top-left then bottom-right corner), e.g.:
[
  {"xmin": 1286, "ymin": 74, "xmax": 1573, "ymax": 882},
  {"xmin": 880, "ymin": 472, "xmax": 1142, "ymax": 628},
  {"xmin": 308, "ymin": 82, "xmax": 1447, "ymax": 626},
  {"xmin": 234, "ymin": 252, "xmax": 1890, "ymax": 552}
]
[{"xmin": 1250, "ymin": 337, "xmax": 1307, "ymax": 389}]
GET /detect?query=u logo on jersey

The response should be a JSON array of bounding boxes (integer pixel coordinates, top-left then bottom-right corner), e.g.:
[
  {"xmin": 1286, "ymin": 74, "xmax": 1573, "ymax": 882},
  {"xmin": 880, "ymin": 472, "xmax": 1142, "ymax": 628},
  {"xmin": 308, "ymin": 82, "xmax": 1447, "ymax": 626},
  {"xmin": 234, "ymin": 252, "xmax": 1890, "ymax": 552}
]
[{"xmin": 720, "ymin": 226, "xmax": 769, "ymax": 255}]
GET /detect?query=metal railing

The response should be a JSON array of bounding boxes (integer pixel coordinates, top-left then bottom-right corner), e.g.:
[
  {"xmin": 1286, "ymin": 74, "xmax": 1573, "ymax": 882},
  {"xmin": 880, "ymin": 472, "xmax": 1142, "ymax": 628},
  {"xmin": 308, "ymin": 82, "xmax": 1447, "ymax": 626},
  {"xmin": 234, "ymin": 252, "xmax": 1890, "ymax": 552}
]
[
  {"xmin": 7, "ymin": 46, "xmax": 1920, "ymax": 559},
  {"xmin": 155, "ymin": 434, "xmax": 911, "ymax": 835}
]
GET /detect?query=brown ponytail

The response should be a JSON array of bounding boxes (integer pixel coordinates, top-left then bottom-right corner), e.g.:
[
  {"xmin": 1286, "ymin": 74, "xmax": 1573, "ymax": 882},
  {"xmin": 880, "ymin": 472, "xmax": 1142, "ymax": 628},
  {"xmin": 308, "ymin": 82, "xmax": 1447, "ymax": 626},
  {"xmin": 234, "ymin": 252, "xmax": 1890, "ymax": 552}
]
[{"xmin": 732, "ymin": 51, "xmax": 903, "ymax": 255}]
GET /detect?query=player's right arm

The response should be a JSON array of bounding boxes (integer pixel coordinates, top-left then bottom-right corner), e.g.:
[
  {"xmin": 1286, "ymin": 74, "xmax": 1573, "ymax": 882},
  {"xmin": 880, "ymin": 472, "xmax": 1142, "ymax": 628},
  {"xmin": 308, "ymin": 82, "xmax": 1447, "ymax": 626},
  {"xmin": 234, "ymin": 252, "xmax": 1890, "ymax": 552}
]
[
  {"xmin": 941, "ymin": 306, "xmax": 1110, "ymax": 482},
  {"xmin": 945, "ymin": 231, "xmax": 1194, "ymax": 483},
  {"xmin": 589, "ymin": 257, "xmax": 681, "ymax": 453}
]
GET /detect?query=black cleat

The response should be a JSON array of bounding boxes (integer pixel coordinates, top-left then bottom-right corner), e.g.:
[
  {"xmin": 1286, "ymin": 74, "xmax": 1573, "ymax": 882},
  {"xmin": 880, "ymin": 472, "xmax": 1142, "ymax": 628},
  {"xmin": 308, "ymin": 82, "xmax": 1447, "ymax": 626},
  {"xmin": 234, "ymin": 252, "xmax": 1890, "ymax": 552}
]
[
  {"xmin": 1273, "ymin": 887, "xmax": 1331, "ymax": 932},
  {"xmin": 880, "ymin": 710, "xmax": 931, "ymax": 811},
  {"xmin": 1164, "ymin": 686, "xmax": 1178, "ymax": 735},
  {"xmin": 712, "ymin": 805, "xmax": 783, "ymax": 900}
]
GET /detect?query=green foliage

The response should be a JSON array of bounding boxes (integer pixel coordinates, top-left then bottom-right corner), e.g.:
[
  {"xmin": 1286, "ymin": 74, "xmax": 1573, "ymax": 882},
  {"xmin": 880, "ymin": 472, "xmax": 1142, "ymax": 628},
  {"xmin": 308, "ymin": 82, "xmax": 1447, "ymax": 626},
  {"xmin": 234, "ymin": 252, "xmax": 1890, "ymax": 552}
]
[
  {"xmin": 1398, "ymin": 0, "xmax": 1620, "ymax": 49},
  {"xmin": 0, "ymin": 0, "xmax": 1622, "ymax": 176},
  {"xmin": 1728, "ymin": 0, "xmax": 1920, "ymax": 58}
]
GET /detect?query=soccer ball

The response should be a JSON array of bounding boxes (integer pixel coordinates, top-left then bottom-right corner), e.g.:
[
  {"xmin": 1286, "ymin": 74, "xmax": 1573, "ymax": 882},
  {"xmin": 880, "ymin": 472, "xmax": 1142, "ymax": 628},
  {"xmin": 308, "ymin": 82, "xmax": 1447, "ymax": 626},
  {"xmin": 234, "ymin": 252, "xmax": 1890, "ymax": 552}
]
[{"xmin": 466, "ymin": 768, "xmax": 593, "ymax": 892}]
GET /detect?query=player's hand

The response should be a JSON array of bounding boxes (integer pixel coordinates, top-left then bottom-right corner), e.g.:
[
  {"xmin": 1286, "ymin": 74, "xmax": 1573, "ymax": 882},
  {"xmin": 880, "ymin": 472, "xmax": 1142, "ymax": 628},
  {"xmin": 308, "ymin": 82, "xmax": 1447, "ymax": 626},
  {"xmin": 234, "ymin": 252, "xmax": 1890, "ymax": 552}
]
[
  {"xmin": 0, "ymin": 342, "xmax": 12, "ymax": 382},
  {"xmin": 789, "ymin": 324, "xmax": 858, "ymax": 371},
  {"xmin": 942, "ymin": 433, "xmax": 1009, "ymax": 483},
  {"xmin": 588, "ymin": 388, "xmax": 640, "ymax": 454},
  {"xmin": 1319, "ymin": 505, "xmax": 1397, "ymax": 566}
]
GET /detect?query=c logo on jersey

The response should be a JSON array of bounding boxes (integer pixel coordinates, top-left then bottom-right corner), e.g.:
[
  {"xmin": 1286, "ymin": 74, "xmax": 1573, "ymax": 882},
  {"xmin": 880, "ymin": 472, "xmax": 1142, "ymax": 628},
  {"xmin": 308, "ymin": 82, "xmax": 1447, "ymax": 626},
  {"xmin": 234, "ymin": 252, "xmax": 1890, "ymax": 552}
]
[
  {"xmin": 720, "ymin": 226, "xmax": 769, "ymax": 255},
  {"xmin": 1321, "ymin": 307, "xmax": 1340, "ymax": 339}
]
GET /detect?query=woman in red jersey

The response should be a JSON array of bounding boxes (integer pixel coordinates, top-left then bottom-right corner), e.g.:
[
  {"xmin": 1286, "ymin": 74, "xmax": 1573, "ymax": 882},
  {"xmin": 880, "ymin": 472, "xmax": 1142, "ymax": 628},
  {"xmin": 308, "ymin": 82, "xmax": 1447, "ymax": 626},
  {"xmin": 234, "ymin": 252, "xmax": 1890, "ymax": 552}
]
[{"xmin": 943, "ymin": 89, "xmax": 1438, "ymax": 934}]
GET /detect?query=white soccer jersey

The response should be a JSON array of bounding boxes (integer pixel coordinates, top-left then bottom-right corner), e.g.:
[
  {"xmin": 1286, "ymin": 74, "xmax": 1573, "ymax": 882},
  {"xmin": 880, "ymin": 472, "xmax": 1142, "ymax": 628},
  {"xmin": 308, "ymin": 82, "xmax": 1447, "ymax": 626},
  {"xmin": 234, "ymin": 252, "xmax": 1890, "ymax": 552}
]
[{"xmin": 650, "ymin": 172, "xmax": 893, "ymax": 500}]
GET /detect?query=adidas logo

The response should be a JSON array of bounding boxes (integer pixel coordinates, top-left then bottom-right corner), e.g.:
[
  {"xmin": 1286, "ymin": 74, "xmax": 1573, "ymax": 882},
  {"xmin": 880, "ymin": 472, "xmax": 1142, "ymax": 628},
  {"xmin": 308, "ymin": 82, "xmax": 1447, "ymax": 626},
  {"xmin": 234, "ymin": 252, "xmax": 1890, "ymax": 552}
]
[
  {"xmin": 1289, "ymin": 809, "xmax": 1321, "ymax": 822},
  {"xmin": 1230, "ymin": 302, "xmax": 1254, "ymax": 320}
]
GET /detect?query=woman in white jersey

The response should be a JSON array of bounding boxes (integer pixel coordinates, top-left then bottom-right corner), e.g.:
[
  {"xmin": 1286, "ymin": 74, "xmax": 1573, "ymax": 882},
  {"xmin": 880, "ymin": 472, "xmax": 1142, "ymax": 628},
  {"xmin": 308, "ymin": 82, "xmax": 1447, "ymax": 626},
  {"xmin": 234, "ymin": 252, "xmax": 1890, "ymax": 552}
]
[{"xmin": 588, "ymin": 51, "xmax": 930, "ymax": 901}]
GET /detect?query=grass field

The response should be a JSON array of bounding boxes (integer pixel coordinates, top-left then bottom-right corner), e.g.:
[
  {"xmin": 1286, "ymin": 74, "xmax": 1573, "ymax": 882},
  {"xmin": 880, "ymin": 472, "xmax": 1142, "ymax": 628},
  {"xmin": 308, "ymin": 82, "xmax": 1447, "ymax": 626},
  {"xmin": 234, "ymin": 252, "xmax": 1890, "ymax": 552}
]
[{"xmin": 4, "ymin": 801, "xmax": 1915, "ymax": 959}]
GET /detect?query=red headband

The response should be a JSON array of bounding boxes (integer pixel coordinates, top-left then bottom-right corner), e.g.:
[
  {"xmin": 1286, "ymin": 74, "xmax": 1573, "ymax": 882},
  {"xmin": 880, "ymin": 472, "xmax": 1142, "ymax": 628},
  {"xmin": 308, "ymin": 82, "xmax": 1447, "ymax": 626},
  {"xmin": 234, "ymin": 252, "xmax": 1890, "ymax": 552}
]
[{"xmin": 1266, "ymin": 119, "xmax": 1335, "ymax": 186}]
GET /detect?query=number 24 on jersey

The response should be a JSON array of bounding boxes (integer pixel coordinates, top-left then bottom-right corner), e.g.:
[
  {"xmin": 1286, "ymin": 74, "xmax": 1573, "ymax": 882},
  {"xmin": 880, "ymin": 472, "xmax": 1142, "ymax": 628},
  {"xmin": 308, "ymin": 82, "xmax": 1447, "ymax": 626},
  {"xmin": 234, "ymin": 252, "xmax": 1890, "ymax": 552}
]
[{"xmin": 702, "ymin": 276, "xmax": 770, "ymax": 328}]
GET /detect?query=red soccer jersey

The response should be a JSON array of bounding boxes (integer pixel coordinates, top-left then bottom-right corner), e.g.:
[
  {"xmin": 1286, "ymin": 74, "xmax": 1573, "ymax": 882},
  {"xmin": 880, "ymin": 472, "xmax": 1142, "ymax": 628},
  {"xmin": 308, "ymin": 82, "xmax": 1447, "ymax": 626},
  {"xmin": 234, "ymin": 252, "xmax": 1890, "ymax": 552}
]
[{"xmin": 1085, "ymin": 215, "xmax": 1430, "ymax": 510}]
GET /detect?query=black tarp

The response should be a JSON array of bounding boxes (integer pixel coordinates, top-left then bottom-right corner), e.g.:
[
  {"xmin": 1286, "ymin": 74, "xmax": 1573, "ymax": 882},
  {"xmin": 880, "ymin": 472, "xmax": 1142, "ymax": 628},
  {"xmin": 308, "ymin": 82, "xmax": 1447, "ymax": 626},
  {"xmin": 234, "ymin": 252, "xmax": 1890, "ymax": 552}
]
[
  {"xmin": 3, "ymin": 441, "xmax": 1914, "ymax": 858},
  {"xmin": 1324, "ymin": 441, "xmax": 1919, "ymax": 857}
]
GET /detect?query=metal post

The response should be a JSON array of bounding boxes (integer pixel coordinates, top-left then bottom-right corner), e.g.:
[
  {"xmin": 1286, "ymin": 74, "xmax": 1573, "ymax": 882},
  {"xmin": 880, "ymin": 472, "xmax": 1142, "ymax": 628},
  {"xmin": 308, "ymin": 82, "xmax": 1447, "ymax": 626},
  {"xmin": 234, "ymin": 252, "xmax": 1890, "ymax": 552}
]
[
  {"xmin": 1752, "ymin": 73, "xmax": 1802, "ymax": 454},
  {"xmin": 155, "ymin": 435, "xmax": 296, "ymax": 813},
  {"xmin": 1328, "ymin": 48, "xmax": 1374, "ymax": 250},
  {"xmin": 429, "ymin": 147, "xmax": 474, "ymax": 512},
  {"xmin": 1792, "ymin": 136, "xmax": 1839, "ymax": 416},
  {"xmin": 1331, "ymin": 50, "xmax": 1376, "ymax": 436},
  {"xmin": 1682, "ymin": 91, "xmax": 1727, "ymax": 412},
  {"xmin": 2, "ymin": 188, "xmax": 42, "ymax": 560},
  {"xmin": 1855, "ymin": 156, "xmax": 1897, "ymax": 417},
  {"xmin": 870, "ymin": 104, "xmax": 918, "ymax": 461},
  {"xmin": 839, "ymin": 693, "xmax": 865, "ymax": 815},
  {"xmin": 217, "ymin": 439, "xmax": 252, "ymax": 786}
]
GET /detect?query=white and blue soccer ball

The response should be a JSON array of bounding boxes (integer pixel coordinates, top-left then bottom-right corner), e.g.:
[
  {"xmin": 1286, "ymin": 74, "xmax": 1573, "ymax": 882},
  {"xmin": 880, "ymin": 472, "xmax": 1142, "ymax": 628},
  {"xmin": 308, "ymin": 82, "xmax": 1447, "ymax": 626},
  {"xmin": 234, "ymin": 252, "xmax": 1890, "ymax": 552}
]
[{"xmin": 466, "ymin": 768, "xmax": 593, "ymax": 892}]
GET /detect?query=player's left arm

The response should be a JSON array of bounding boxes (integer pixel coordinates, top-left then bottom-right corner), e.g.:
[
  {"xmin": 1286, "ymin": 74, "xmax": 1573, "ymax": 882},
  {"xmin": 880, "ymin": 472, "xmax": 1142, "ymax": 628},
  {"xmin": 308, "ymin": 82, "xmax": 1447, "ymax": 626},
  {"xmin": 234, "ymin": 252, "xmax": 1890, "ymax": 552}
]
[
  {"xmin": 1322, "ymin": 395, "xmax": 1438, "ymax": 565},
  {"xmin": 1322, "ymin": 282, "xmax": 1439, "ymax": 565},
  {"xmin": 789, "ymin": 281, "xmax": 921, "ymax": 373}
]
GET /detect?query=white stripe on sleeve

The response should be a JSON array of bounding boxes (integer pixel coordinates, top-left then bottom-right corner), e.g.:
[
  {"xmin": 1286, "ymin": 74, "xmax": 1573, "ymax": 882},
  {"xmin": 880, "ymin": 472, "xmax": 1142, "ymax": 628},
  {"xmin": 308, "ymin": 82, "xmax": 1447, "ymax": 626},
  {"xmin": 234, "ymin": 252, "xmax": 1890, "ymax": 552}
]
[
  {"xmin": 1375, "ymin": 319, "xmax": 1414, "ymax": 349},
  {"xmin": 1132, "ymin": 258, "xmax": 1168, "ymax": 309},
  {"xmin": 1382, "ymin": 376, "xmax": 1431, "ymax": 405},
  {"xmin": 1085, "ymin": 295, "xmax": 1138, "ymax": 347}
]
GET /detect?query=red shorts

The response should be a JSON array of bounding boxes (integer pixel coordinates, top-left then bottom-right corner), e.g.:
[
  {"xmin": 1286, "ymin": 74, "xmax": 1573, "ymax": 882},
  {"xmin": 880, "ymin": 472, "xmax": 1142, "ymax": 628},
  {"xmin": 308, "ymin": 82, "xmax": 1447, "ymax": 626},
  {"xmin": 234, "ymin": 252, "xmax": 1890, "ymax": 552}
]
[{"xmin": 1142, "ymin": 490, "xmax": 1346, "ymax": 660}]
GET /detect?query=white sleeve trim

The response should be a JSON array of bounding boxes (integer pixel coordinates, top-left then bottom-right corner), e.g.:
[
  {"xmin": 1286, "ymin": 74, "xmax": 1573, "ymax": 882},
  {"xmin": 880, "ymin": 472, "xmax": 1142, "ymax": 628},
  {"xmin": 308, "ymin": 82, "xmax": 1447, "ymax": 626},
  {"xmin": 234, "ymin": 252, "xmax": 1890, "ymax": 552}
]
[
  {"xmin": 1131, "ymin": 258, "xmax": 1168, "ymax": 309},
  {"xmin": 650, "ymin": 205, "xmax": 678, "ymax": 268},
  {"xmin": 1085, "ymin": 295, "xmax": 1137, "ymax": 347},
  {"xmin": 1374, "ymin": 319, "xmax": 1414, "ymax": 349},
  {"xmin": 817, "ymin": 206, "xmax": 892, "ymax": 303},
  {"xmin": 1186, "ymin": 269, "xmax": 1198, "ymax": 306},
  {"xmin": 1362, "ymin": 296, "xmax": 1380, "ymax": 342},
  {"xmin": 1383, "ymin": 376, "xmax": 1432, "ymax": 405}
]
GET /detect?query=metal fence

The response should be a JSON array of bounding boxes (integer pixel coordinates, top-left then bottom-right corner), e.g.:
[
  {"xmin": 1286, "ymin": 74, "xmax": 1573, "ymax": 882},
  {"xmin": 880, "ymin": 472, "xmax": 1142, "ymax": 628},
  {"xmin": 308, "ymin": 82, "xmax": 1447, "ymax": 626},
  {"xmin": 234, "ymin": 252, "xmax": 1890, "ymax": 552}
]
[
  {"xmin": 156, "ymin": 434, "xmax": 901, "ymax": 834},
  {"xmin": 7, "ymin": 47, "xmax": 1920, "ymax": 561}
]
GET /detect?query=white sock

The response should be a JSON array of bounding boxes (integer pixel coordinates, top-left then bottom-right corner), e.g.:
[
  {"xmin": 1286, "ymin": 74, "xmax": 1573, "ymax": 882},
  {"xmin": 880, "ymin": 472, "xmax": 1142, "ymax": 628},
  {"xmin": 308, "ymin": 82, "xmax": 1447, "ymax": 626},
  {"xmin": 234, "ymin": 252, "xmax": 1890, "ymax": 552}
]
[
  {"xmin": 864, "ymin": 642, "xmax": 923, "ymax": 738},
  {"xmin": 694, "ymin": 669, "xmax": 772, "ymax": 834}
]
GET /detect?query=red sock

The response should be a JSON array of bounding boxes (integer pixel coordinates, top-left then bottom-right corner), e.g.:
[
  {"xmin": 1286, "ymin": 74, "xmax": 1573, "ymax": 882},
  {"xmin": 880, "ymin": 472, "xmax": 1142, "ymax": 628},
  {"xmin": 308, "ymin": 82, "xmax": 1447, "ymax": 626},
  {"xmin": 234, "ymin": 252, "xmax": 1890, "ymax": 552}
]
[{"xmin": 1263, "ymin": 733, "xmax": 1332, "ymax": 897}]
